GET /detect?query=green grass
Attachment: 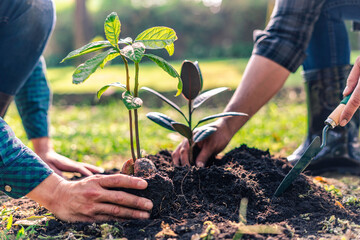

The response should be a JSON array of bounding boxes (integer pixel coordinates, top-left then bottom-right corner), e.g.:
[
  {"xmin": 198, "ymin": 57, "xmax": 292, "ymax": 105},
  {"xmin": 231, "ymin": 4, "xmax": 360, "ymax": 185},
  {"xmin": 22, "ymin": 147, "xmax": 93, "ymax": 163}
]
[
  {"xmin": 48, "ymin": 58, "xmax": 304, "ymax": 94},
  {"xmin": 4, "ymin": 97, "xmax": 306, "ymax": 168}
]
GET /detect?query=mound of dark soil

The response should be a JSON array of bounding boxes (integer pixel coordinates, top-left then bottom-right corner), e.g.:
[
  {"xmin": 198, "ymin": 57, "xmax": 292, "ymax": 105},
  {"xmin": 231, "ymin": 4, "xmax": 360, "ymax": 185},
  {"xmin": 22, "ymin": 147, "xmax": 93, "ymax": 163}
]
[{"xmin": 6, "ymin": 145, "xmax": 359, "ymax": 239}]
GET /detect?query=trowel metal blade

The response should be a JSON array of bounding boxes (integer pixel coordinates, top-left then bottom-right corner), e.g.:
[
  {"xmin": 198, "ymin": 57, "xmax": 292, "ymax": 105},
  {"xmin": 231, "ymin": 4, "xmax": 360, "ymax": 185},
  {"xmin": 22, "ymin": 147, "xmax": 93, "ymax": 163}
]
[{"xmin": 274, "ymin": 136, "xmax": 322, "ymax": 197}]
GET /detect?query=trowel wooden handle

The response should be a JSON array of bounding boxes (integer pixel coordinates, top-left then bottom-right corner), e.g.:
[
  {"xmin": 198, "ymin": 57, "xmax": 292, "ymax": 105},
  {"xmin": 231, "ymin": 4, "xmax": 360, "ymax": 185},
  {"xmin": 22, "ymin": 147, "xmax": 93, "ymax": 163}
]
[{"xmin": 326, "ymin": 93, "xmax": 352, "ymax": 128}]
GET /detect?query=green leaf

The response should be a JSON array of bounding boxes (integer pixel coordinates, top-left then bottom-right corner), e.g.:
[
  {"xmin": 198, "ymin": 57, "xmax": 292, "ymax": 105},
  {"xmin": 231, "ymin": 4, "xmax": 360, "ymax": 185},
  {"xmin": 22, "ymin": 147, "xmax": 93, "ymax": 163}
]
[
  {"xmin": 193, "ymin": 126, "xmax": 217, "ymax": 143},
  {"xmin": 197, "ymin": 112, "xmax": 248, "ymax": 126},
  {"xmin": 171, "ymin": 122, "xmax": 192, "ymax": 140},
  {"xmin": 100, "ymin": 51, "xmax": 120, "ymax": 68},
  {"xmin": 6, "ymin": 214, "xmax": 13, "ymax": 230},
  {"xmin": 72, "ymin": 49, "xmax": 115, "ymax": 84},
  {"xmin": 144, "ymin": 54, "xmax": 182, "ymax": 96},
  {"xmin": 146, "ymin": 112, "xmax": 176, "ymax": 131},
  {"xmin": 165, "ymin": 43, "xmax": 175, "ymax": 56},
  {"xmin": 135, "ymin": 26, "xmax": 177, "ymax": 55},
  {"xmin": 141, "ymin": 86, "xmax": 187, "ymax": 121},
  {"xmin": 104, "ymin": 12, "xmax": 121, "ymax": 48},
  {"xmin": 193, "ymin": 87, "xmax": 229, "ymax": 110},
  {"xmin": 180, "ymin": 60, "xmax": 202, "ymax": 100},
  {"xmin": 122, "ymin": 91, "xmax": 143, "ymax": 110},
  {"xmin": 61, "ymin": 41, "xmax": 112, "ymax": 62},
  {"xmin": 121, "ymin": 42, "xmax": 145, "ymax": 63},
  {"xmin": 97, "ymin": 82, "xmax": 126, "ymax": 99}
]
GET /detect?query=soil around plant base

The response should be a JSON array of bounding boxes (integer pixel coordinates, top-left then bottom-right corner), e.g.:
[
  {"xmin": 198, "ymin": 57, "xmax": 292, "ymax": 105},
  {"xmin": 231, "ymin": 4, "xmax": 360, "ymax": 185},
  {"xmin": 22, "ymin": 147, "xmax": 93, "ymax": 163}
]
[{"xmin": 2, "ymin": 145, "xmax": 360, "ymax": 239}]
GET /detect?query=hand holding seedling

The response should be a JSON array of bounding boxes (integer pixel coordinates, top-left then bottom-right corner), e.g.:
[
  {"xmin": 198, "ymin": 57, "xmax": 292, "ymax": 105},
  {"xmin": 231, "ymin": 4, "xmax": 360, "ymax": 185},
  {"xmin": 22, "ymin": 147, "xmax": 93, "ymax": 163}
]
[
  {"xmin": 27, "ymin": 173, "xmax": 153, "ymax": 222},
  {"xmin": 144, "ymin": 60, "xmax": 247, "ymax": 166},
  {"xmin": 340, "ymin": 57, "xmax": 360, "ymax": 126}
]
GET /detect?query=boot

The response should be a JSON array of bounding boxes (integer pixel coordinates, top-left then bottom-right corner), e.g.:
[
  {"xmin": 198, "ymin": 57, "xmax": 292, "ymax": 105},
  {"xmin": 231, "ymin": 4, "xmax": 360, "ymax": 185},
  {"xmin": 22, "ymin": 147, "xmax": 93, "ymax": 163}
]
[
  {"xmin": 287, "ymin": 65, "xmax": 360, "ymax": 174},
  {"xmin": 0, "ymin": 92, "xmax": 14, "ymax": 118}
]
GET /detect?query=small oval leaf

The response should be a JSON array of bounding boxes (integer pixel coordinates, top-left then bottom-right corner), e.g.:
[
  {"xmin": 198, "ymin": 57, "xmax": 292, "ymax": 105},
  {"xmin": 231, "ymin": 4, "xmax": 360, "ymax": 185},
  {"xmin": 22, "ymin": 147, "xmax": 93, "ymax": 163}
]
[
  {"xmin": 146, "ymin": 112, "xmax": 176, "ymax": 131},
  {"xmin": 180, "ymin": 60, "xmax": 202, "ymax": 100},
  {"xmin": 171, "ymin": 122, "xmax": 192, "ymax": 140},
  {"xmin": 97, "ymin": 82, "xmax": 126, "ymax": 99},
  {"xmin": 61, "ymin": 41, "xmax": 112, "ymax": 62},
  {"xmin": 100, "ymin": 51, "xmax": 120, "ymax": 68},
  {"xmin": 193, "ymin": 126, "xmax": 217, "ymax": 143},
  {"xmin": 121, "ymin": 42, "xmax": 145, "ymax": 63},
  {"xmin": 104, "ymin": 12, "xmax": 121, "ymax": 48},
  {"xmin": 194, "ymin": 61, "xmax": 203, "ymax": 90},
  {"xmin": 197, "ymin": 112, "xmax": 248, "ymax": 126},
  {"xmin": 122, "ymin": 91, "xmax": 143, "ymax": 110},
  {"xmin": 193, "ymin": 87, "xmax": 229, "ymax": 110},
  {"xmin": 119, "ymin": 37, "xmax": 133, "ymax": 45},
  {"xmin": 72, "ymin": 49, "xmax": 115, "ymax": 84}
]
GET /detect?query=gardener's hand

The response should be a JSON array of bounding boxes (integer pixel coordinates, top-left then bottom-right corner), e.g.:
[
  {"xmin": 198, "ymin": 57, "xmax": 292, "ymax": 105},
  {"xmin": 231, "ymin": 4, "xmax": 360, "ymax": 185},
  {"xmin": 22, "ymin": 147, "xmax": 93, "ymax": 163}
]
[
  {"xmin": 27, "ymin": 173, "xmax": 153, "ymax": 222},
  {"xmin": 341, "ymin": 57, "xmax": 360, "ymax": 126},
  {"xmin": 32, "ymin": 137, "xmax": 104, "ymax": 177},
  {"xmin": 172, "ymin": 120, "xmax": 232, "ymax": 167}
]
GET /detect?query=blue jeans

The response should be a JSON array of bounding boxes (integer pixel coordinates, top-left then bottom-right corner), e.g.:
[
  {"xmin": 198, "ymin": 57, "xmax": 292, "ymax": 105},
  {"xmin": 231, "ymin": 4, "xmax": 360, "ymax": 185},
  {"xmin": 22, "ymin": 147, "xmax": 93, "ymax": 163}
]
[
  {"xmin": 0, "ymin": 0, "xmax": 55, "ymax": 95},
  {"xmin": 303, "ymin": 0, "xmax": 360, "ymax": 71}
]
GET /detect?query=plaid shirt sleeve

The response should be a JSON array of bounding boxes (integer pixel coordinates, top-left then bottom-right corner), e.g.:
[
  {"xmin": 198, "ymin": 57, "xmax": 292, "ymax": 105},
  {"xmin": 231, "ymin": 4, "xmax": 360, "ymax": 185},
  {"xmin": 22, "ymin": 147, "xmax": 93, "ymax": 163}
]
[
  {"xmin": 15, "ymin": 57, "xmax": 51, "ymax": 140},
  {"xmin": 253, "ymin": 0, "xmax": 326, "ymax": 72},
  {"xmin": 0, "ymin": 117, "xmax": 53, "ymax": 199}
]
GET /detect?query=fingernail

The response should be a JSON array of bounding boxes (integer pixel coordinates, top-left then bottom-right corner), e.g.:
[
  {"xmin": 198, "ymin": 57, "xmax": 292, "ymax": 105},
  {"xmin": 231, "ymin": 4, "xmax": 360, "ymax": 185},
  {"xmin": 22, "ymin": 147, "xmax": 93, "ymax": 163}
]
[
  {"xmin": 137, "ymin": 180, "xmax": 148, "ymax": 188},
  {"xmin": 145, "ymin": 201, "xmax": 153, "ymax": 210},
  {"xmin": 340, "ymin": 119, "xmax": 347, "ymax": 127},
  {"xmin": 99, "ymin": 168, "xmax": 105, "ymax": 173},
  {"xmin": 343, "ymin": 86, "xmax": 348, "ymax": 95}
]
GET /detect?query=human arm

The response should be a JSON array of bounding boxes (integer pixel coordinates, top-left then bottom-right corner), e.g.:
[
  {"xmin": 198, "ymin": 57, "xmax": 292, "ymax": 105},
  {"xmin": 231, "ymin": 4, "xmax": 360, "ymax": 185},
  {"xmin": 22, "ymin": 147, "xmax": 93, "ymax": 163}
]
[
  {"xmin": 172, "ymin": 55, "xmax": 290, "ymax": 166},
  {"xmin": 340, "ymin": 57, "xmax": 360, "ymax": 126},
  {"xmin": 15, "ymin": 58, "xmax": 102, "ymax": 176}
]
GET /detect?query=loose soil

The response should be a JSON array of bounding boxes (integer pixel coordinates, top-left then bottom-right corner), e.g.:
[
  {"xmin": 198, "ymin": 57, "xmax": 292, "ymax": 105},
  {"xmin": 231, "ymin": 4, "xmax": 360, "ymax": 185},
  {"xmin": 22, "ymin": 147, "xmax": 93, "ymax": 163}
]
[{"xmin": 2, "ymin": 145, "xmax": 360, "ymax": 239}]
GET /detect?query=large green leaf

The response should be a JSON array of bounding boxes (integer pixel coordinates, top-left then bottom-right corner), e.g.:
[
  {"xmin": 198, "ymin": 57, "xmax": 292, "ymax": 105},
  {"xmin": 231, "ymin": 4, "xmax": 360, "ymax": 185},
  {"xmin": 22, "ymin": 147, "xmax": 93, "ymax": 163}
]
[
  {"xmin": 72, "ymin": 49, "xmax": 114, "ymax": 84},
  {"xmin": 144, "ymin": 53, "xmax": 182, "ymax": 96},
  {"xmin": 180, "ymin": 60, "xmax": 202, "ymax": 100},
  {"xmin": 146, "ymin": 112, "xmax": 175, "ymax": 131},
  {"xmin": 171, "ymin": 122, "xmax": 192, "ymax": 140},
  {"xmin": 104, "ymin": 12, "xmax": 121, "ymax": 48},
  {"xmin": 61, "ymin": 41, "xmax": 112, "ymax": 63},
  {"xmin": 122, "ymin": 91, "xmax": 143, "ymax": 110},
  {"xmin": 135, "ymin": 26, "xmax": 177, "ymax": 55},
  {"xmin": 97, "ymin": 82, "xmax": 126, "ymax": 99},
  {"xmin": 196, "ymin": 112, "xmax": 248, "ymax": 128},
  {"xmin": 121, "ymin": 42, "xmax": 145, "ymax": 63},
  {"xmin": 141, "ymin": 86, "xmax": 187, "ymax": 121},
  {"xmin": 193, "ymin": 126, "xmax": 217, "ymax": 143},
  {"xmin": 193, "ymin": 87, "xmax": 229, "ymax": 110}
]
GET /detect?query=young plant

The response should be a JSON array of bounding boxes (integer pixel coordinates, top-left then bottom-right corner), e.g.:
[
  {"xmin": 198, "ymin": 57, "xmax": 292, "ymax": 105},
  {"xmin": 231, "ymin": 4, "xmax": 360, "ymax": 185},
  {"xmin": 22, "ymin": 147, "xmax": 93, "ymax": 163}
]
[
  {"xmin": 144, "ymin": 60, "xmax": 248, "ymax": 165},
  {"xmin": 62, "ymin": 12, "xmax": 181, "ymax": 174}
]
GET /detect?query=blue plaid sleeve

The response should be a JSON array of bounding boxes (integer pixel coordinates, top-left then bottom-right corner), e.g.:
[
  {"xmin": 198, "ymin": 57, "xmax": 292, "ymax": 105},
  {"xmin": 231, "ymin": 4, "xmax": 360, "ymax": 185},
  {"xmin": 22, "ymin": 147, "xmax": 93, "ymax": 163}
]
[
  {"xmin": 253, "ymin": 0, "xmax": 326, "ymax": 72},
  {"xmin": 0, "ymin": 117, "xmax": 53, "ymax": 199},
  {"xmin": 15, "ymin": 57, "xmax": 51, "ymax": 139}
]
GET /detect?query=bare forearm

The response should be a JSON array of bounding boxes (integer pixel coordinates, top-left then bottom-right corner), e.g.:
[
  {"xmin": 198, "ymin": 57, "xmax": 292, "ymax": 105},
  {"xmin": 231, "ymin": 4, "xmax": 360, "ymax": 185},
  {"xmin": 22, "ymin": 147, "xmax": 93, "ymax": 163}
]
[{"xmin": 221, "ymin": 55, "xmax": 290, "ymax": 136}]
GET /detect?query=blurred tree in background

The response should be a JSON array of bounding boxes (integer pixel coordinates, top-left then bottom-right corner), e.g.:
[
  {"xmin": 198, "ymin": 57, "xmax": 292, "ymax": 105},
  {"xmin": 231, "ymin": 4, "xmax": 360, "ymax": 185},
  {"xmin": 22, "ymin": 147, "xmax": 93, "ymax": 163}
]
[{"xmin": 45, "ymin": 0, "xmax": 359, "ymax": 67}]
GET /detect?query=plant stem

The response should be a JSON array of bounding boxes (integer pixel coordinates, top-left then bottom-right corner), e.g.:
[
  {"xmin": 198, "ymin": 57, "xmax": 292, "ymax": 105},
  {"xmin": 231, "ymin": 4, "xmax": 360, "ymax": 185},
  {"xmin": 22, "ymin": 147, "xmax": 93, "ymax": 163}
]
[
  {"xmin": 134, "ymin": 62, "xmax": 141, "ymax": 159},
  {"xmin": 121, "ymin": 55, "xmax": 136, "ymax": 161},
  {"xmin": 188, "ymin": 99, "xmax": 194, "ymax": 165}
]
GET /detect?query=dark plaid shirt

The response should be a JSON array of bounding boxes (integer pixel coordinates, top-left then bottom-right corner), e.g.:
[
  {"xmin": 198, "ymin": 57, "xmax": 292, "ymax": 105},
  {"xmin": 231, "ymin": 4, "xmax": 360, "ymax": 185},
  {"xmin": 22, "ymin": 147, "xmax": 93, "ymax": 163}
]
[
  {"xmin": 0, "ymin": 117, "xmax": 53, "ymax": 198},
  {"xmin": 253, "ymin": 0, "xmax": 327, "ymax": 72},
  {"xmin": 0, "ymin": 59, "xmax": 52, "ymax": 198}
]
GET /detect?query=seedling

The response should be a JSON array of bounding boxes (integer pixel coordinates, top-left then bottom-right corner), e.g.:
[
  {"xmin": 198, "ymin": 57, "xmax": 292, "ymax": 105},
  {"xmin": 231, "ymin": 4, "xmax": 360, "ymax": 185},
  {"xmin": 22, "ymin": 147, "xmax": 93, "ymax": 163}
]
[
  {"xmin": 62, "ymin": 12, "xmax": 181, "ymax": 174},
  {"xmin": 144, "ymin": 60, "xmax": 248, "ymax": 165}
]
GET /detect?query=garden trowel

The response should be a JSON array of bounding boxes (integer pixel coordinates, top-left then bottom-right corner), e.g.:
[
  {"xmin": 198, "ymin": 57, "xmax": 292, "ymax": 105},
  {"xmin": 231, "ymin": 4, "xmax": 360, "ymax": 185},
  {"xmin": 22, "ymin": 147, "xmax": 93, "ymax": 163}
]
[{"xmin": 274, "ymin": 93, "xmax": 353, "ymax": 197}]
